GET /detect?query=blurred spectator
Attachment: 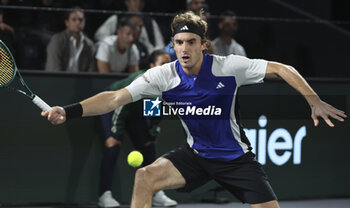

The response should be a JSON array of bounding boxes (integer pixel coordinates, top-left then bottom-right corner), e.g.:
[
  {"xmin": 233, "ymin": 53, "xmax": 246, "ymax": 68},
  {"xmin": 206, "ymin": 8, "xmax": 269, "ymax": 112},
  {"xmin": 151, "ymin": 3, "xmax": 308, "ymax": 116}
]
[
  {"xmin": 94, "ymin": 0, "xmax": 164, "ymax": 54},
  {"xmin": 96, "ymin": 16, "xmax": 139, "ymax": 73},
  {"xmin": 0, "ymin": 9, "xmax": 14, "ymax": 33},
  {"xmin": 212, "ymin": 11, "xmax": 246, "ymax": 57},
  {"xmin": 45, "ymin": 7, "xmax": 96, "ymax": 72},
  {"xmin": 0, "ymin": 9, "xmax": 15, "ymax": 54},
  {"xmin": 130, "ymin": 15, "xmax": 149, "ymax": 69},
  {"xmin": 186, "ymin": 0, "xmax": 205, "ymax": 15}
]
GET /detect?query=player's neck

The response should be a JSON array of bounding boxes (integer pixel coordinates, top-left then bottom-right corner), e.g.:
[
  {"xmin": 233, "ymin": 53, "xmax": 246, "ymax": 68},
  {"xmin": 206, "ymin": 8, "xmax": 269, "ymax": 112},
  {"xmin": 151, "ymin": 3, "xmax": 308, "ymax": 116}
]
[{"xmin": 182, "ymin": 54, "xmax": 203, "ymax": 76}]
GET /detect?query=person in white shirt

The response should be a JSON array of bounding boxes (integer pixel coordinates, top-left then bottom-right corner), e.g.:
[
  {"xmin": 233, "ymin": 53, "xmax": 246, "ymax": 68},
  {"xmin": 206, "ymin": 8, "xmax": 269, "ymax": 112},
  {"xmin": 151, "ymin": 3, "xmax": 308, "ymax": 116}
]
[
  {"xmin": 212, "ymin": 10, "xmax": 247, "ymax": 57},
  {"xmin": 96, "ymin": 16, "xmax": 140, "ymax": 73},
  {"xmin": 45, "ymin": 7, "xmax": 96, "ymax": 72},
  {"xmin": 94, "ymin": 0, "xmax": 164, "ymax": 54}
]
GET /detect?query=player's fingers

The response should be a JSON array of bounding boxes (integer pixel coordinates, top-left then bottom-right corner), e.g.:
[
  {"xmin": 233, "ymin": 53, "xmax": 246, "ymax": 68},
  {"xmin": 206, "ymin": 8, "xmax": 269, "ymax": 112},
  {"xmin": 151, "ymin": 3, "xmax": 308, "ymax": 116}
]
[
  {"xmin": 47, "ymin": 111, "xmax": 53, "ymax": 121},
  {"xmin": 328, "ymin": 106, "xmax": 346, "ymax": 116},
  {"xmin": 47, "ymin": 111, "xmax": 58, "ymax": 122},
  {"xmin": 55, "ymin": 113, "xmax": 63, "ymax": 122},
  {"xmin": 55, "ymin": 114, "xmax": 65, "ymax": 123},
  {"xmin": 322, "ymin": 115, "xmax": 334, "ymax": 127},
  {"xmin": 58, "ymin": 118, "xmax": 66, "ymax": 124},
  {"xmin": 329, "ymin": 113, "xmax": 345, "ymax": 122},
  {"xmin": 311, "ymin": 113, "xmax": 318, "ymax": 126},
  {"xmin": 41, "ymin": 111, "xmax": 48, "ymax": 116},
  {"xmin": 335, "ymin": 111, "xmax": 347, "ymax": 118},
  {"xmin": 51, "ymin": 117, "xmax": 60, "ymax": 125}
]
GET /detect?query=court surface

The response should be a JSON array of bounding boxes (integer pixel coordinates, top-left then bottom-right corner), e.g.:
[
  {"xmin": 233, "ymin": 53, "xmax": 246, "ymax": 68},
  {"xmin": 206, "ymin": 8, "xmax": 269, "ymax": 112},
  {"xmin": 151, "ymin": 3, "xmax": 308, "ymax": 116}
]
[{"xmin": 1, "ymin": 198, "xmax": 349, "ymax": 208}]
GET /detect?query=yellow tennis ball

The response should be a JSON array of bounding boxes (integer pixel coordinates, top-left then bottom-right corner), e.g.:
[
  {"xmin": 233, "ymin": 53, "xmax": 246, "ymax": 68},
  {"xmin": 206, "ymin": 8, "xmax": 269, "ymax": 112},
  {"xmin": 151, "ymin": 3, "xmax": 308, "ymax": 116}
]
[{"xmin": 127, "ymin": 151, "xmax": 143, "ymax": 168}]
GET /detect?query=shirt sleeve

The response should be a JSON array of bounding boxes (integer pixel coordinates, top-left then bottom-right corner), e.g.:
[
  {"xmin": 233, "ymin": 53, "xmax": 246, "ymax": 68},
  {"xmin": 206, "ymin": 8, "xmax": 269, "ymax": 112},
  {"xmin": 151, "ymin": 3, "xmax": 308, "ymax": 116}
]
[
  {"xmin": 125, "ymin": 66, "xmax": 165, "ymax": 102},
  {"xmin": 96, "ymin": 41, "xmax": 110, "ymax": 62},
  {"xmin": 228, "ymin": 55, "xmax": 267, "ymax": 86}
]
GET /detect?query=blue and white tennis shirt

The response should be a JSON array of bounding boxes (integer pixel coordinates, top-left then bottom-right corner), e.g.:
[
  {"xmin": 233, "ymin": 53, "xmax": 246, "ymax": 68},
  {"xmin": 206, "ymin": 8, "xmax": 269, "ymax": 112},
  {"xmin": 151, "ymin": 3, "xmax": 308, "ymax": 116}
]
[{"xmin": 126, "ymin": 54, "xmax": 267, "ymax": 161}]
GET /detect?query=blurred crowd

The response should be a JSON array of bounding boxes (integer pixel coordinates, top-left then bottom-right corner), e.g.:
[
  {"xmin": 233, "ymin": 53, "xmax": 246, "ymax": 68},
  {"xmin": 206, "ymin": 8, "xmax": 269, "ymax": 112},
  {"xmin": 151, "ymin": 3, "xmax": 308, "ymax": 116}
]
[{"xmin": 0, "ymin": 0, "xmax": 248, "ymax": 73}]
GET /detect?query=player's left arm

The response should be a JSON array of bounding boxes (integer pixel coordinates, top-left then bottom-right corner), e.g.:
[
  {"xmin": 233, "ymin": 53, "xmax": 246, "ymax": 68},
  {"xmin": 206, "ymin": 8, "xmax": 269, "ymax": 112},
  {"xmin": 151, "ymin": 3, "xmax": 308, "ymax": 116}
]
[{"xmin": 265, "ymin": 61, "xmax": 347, "ymax": 127}]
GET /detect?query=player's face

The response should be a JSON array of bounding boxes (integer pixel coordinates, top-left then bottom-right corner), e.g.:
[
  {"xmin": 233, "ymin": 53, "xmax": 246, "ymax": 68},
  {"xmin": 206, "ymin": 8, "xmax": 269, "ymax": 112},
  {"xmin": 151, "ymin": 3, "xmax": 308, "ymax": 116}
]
[
  {"xmin": 65, "ymin": 11, "xmax": 85, "ymax": 33},
  {"xmin": 173, "ymin": 33, "xmax": 206, "ymax": 71},
  {"xmin": 117, "ymin": 26, "xmax": 135, "ymax": 48}
]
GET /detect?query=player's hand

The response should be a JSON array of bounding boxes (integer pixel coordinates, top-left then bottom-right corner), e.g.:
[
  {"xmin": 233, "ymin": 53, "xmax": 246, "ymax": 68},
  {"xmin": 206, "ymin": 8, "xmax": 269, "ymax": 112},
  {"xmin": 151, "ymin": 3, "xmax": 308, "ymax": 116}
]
[
  {"xmin": 311, "ymin": 100, "xmax": 347, "ymax": 127},
  {"xmin": 41, "ymin": 106, "xmax": 66, "ymax": 125}
]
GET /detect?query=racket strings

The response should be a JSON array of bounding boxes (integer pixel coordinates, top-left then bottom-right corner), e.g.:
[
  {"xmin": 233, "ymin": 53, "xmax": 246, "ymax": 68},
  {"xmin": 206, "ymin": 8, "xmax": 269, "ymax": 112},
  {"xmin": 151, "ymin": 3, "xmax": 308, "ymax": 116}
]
[{"xmin": 0, "ymin": 44, "xmax": 15, "ymax": 87}]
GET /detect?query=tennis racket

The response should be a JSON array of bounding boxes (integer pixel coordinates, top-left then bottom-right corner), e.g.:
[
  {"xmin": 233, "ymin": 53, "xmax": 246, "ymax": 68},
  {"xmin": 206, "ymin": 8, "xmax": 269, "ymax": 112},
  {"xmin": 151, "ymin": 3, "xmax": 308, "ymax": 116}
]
[{"xmin": 0, "ymin": 40, "xmax": 51, "ymax": 111}]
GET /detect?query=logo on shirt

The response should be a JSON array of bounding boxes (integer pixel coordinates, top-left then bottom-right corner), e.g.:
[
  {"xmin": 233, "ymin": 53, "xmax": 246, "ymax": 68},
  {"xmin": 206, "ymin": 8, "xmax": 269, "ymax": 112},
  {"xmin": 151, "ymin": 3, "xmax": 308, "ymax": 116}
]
[
  {"xmin": 142, "ymin": 74, "xmax": 150, "ymax": 83},
  {"xmin": 143, "ymin": 97, "xmax": 161, "ymax": 117},
  {"xmin": 216, "ymin": 82, "xmax": 225, "ymax": 89},
  {"xmin": 180, "ymin": 25, "xmax": 189, "ymax": 31}
]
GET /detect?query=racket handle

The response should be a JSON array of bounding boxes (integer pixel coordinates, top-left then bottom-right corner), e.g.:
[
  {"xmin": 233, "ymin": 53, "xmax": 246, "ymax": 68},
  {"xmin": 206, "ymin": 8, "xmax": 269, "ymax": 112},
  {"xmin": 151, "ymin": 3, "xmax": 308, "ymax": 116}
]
[{"xmin": 32, "ymin": 95, "xmax": 52, "ymax": 111}]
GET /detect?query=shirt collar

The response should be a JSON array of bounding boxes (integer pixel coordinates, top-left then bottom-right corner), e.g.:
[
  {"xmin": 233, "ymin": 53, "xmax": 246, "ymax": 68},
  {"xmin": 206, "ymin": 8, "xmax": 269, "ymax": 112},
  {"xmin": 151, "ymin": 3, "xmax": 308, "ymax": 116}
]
[{"xmin": 69, "ymin": 31, "xmax": 85, "ymax": 44}]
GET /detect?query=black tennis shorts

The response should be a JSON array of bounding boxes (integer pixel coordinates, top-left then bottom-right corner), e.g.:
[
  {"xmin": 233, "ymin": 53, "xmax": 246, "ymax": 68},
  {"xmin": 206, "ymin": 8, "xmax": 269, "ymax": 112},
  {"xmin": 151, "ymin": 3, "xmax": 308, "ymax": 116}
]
[{"xmin": 162, "ymin": 144, "xmax": 277, "ymax": 204}]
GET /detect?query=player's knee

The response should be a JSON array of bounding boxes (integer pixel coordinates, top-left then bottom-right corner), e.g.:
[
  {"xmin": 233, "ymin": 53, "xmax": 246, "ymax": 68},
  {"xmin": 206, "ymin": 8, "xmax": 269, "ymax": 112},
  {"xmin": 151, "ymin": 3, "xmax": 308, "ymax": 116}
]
[
  {"xmin": 135, "ymin": 167, "xmax": 154, "ymax": 182},
  {"xmin": 135, "ymin": 168, "xmax": 153, "ymax": 188},
  {"xmin": 105, "ymin": 137, "xmax": 121, "ymax": 148},
  {"xmin": 135, "ymin": 165, "xmax": 160, "ymax": 190}
]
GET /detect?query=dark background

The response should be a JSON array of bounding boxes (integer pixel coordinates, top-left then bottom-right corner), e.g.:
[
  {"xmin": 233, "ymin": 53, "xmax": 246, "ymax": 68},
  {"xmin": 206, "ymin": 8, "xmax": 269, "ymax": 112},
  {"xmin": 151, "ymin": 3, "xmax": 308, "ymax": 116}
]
[{"xmin": 0, "ymin": 0, "xmax": 349, "ymax": 76}]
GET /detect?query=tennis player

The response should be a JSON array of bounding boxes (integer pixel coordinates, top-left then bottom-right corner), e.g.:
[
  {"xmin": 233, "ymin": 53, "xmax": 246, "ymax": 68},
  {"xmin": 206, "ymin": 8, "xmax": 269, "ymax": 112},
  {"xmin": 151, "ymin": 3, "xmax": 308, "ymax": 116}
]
[{"xmin": 43, "ymin": 11, "xmax": 347, "ymax": 208}]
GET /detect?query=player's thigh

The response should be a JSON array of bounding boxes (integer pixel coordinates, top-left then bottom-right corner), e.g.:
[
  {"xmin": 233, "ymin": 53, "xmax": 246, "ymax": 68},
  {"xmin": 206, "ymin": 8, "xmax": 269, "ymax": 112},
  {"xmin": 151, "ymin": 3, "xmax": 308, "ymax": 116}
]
[
  {"xmin": 251, "ymin": 200, "xmax": 280, "ymax": 208},
  {"xmin": 141, "ymin": 157, "xmax": 186, "ymax": 191}
]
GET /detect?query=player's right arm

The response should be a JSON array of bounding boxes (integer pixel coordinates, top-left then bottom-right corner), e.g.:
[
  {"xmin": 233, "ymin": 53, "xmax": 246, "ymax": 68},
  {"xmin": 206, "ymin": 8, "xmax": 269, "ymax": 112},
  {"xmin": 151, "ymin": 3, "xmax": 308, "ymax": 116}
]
[
  {"xmin": 43, "ymin": 65, "xmax": 166, "ymax": 125},
  {"xmin": 42, "ymin": 88, "xmax": 132, "ymax": 125},
  {"xmin": 81, "ymin": 88, "xmax": 132, "ymax": 116}
]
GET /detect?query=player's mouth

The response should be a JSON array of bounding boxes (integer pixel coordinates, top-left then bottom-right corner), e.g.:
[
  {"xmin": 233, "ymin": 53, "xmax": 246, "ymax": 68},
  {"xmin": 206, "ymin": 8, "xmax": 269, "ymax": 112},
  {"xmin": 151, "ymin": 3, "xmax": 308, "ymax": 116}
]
[{"xmin": 182, "ymin": 55, "xmax": 190, "ymax": 63}]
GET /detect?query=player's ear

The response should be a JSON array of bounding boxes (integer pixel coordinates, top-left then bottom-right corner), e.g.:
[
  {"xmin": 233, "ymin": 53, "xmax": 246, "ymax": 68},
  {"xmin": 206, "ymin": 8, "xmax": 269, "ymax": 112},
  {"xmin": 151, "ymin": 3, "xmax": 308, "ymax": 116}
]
[{"xmin": 201, "ymin": 40, "xmax": 207, "ymax": 51}]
